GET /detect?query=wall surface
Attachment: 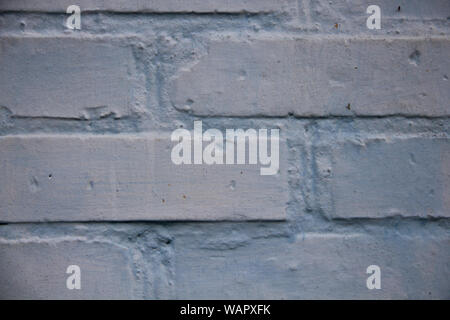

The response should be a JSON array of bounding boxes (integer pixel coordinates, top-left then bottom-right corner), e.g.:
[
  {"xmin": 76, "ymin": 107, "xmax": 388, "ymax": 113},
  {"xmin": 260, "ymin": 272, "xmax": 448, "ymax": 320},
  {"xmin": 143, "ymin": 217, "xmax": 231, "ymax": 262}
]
[{"xmin": 0, "ymin": 0, "xmax": 449, "ymax": 299}]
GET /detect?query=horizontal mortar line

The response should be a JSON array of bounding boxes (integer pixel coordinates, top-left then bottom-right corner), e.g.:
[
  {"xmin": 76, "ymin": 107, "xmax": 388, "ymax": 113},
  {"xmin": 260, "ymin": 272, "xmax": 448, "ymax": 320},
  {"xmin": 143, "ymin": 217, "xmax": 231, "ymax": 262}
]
[
  {"xmin": 0, "ymin": 132, "xmax": 174, "ymax": 138},
  {"xmin": 0, "ymin": 33, "xmax": 449, "ymax": 41},
  {"xmin": 5, "ymin": 112, "xmax": 450, "ymax": 122},
  {"xmin": 1, "ymin": 133, "xmax": 448, "ymax": 141},
  {"xmin": 0, "ymin": 11, "xmax": 449, "ymax": 20},
  {"xmin": 0, "ymin": 236, "xmax": 131, "ymax": 250},
  {"xmin": 1, "ymin": 115, "xmax": 450, "ymax": 134},
  {"xmin": 0, "ymin": 219, "xmax": 288, "ymax": 225},
  {"xmin": 187, "ymin": 33, "xmax": 450, "ymax": 40},
  {"xmin": 0, "ymin": 10, "xmax": 278, "ymax": 15},
  {"xmin": 328, "ymin": 215, "xmax": 450, "ymax": 223},
  {"xmin": 0, "ymin": 216, "xmax": 450, "ymax": 226},
  {"xmin": 9, "ymin": 114, "xmax": 141, "ymax": 121},
  {"xmin": 10, "ymin": 115, "xmax": 91, "ymax": 121},
  {"xmin": 0, "ymin": 33, "xmax": 151, "ymax": 40},
  {"xmin": 175, "ymin": 113, "xmax": 450, "ymax": 120}
]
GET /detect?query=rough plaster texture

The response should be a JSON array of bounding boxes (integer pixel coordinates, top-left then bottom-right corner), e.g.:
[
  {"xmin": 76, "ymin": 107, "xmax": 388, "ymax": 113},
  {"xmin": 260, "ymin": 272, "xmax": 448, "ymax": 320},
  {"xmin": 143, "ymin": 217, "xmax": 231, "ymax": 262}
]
[{"xmin": 0, "ymin": 0, "xmax": 449, "ymax": 299}]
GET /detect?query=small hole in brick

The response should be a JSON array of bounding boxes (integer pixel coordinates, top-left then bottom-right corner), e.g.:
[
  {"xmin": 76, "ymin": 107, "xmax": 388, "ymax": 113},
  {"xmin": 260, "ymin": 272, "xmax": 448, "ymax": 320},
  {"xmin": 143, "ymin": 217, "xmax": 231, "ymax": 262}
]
[
  {"xmin": 48, "ymin": 174, "xmax": 52, "ymax": 179},
  {"xmin": 397, "ymin": 6, "xmax": 401, "ymax": 12}
]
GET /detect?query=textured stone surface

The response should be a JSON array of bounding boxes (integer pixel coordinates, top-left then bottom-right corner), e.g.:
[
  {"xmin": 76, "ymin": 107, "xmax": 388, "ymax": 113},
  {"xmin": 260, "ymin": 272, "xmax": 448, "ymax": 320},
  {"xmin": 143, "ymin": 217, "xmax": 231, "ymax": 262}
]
[
  {"xmin": 0, "ymin": 37, "xmax": 144, "ymax": 119},
  {"xmin": 172, "ymin": 38, "xmax": 450, "ymax": 117},
  {"xmin": 317, "ymin": 136, "xmax": 450, "ymax": 219},
  {"xmin": 0, "ymin": 134, "xmax": 288, "ymax": 222},
  {"xmin": 174, "ymin": 232, "xmax": 450, "ymax": 299},
  {"xmin": 0, "ymin": 238, "xmax": 136, "ymax": 299},
  {"xmin": 310, "ymin": 0, "xmax": 450, "ymax": 30},
  {"xmin": 0, "ymin": 1, "xmax": 449, "ymax": 300}
]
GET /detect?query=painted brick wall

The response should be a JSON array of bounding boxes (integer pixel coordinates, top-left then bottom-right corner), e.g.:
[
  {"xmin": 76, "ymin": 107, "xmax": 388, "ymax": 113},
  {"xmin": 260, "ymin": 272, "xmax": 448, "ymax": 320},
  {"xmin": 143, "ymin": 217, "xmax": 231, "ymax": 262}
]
[{"xmin": 0, "ymin": 0, "xmax": 449, "ymax": 299}]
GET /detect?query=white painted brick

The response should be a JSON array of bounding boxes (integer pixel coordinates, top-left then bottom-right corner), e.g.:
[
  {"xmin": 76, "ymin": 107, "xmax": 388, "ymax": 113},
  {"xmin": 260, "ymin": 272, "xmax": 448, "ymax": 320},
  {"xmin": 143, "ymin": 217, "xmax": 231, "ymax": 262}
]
[
  {"xmin": 0, "ymin": 0, "xmax": 296, "ymax": 13},
  {"xmin": 0, "ymin": 37, "xmax": 144, "ymax": 119},
  {"xmin": 175, "ymin": 232, "xmax": 450, "ymax": 299},
  {"xmin": 0, "ymin": 238, "xmax": 136, "ymax": 299},
  {"xmin": 311, "ymin": 0, "xmax": 450, "ymax": 27},
  {"xmin": 0, "ymin": 134, "xmax": 288, "ymax": 222},
  {"xmin": 172, "ymin": 38, "xmax": 450, "ymax": 117},
  {"xmin": 317, "ymin": 136, "xmax": 450, "ymax": 218}
]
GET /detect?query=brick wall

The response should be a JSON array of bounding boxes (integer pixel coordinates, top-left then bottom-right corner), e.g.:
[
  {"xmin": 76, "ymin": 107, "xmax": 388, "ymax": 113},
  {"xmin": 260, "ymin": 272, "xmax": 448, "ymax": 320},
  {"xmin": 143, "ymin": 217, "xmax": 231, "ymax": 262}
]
[{"xmin": 0, "ymin": 0, "xmax": 449, "ymax": 299}]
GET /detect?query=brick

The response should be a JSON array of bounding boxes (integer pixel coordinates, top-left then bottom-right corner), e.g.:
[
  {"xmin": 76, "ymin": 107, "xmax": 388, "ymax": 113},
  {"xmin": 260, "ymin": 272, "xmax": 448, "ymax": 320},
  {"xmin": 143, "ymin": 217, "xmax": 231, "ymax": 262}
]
[
  {"xmin": 0, "ymin": 0, "xmax": 296, "ymax": 13},
  {"xmin": 0, "ymin": 238, "xmax": 136, "ymax": 299},
  {"xmin": 172, "ymin": 38, "xmax": 450, "ymax": 117},
  {"xmin": 0, "ymin": 37, "xmax": 143, "ymax": 119},
  {"xmin": 311, "ymin": 0, "xmax": 450, "ymax": 27},
  {"xmin": 317, "ymin": 137, "xmax": 450, "ymax": 219},
  {"xmin": 0, "ymin": 134, "xmax": 288, "ymax": 222},
  {"xmin": 174, "ymin": 232, "xmax": 450, "ymax": 299}
]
